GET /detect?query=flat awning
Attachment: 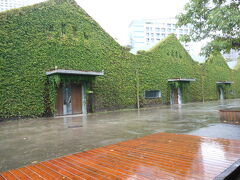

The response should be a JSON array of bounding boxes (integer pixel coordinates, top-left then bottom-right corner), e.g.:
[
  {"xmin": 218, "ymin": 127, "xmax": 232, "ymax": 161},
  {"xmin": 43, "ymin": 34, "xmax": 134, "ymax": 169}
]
[
  {"xmin": 46, "ymin": 69, "xmax": 104, "ymax": 76},
  {"xmin": 168, "ymin": 78, "xmax": 196, "ymax": 82},
  {"xmin": 216, "ymin": 81, "xmax": 233, "ymax": 84}
]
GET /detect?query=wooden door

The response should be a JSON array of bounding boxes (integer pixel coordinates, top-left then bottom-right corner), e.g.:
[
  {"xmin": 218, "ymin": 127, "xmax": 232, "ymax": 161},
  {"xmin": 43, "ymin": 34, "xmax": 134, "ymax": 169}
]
[
  {"xmin": 173, "ymin": 88, "xmax": 178, "ymax": 104},
  {"xmin": 71, "ymin": 84, "xmax": 82, "ymax": 114},
  {"xmin": 56, "ymin": 84, "xmax": 63, "ymax": 116}
]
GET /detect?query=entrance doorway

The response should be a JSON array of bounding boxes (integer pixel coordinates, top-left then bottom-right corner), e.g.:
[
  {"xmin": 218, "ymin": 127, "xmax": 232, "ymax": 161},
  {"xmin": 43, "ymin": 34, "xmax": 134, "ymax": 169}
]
[
  {"xmin": 218, "ymin": 86, "xmax": 224, "ymax": 100},
  {"xmin": 56, "ymin": 83, "xmax": 82, "ymax": 116},
  {"xmin": 171, "ymin": 87, "xmax": 182, "ymax": 104}
]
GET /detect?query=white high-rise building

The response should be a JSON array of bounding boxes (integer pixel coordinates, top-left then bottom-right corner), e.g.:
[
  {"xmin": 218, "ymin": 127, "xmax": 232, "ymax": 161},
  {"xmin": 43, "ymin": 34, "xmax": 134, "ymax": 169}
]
[
  {"xmin": 0, "ymin": 0, "xmax": 45, "ymax": 12},
  {"xmin": 129, "ymin": 18, "xmax": 193, "ymax": 54},
  {"xmin": 128, "ymin": 18, "xmax": 239, "ymax": 65}
]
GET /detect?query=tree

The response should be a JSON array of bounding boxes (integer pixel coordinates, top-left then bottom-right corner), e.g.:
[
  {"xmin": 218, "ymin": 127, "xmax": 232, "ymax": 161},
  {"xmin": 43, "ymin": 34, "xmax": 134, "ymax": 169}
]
[{"xmin": 176, "ymin": 0, "xmax": 240, "ymax": 56}]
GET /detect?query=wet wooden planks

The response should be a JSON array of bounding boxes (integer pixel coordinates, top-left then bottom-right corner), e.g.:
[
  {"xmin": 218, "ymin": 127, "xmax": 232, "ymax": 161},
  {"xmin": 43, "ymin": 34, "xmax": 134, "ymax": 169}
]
[{"xmin": 1, "ymin": 132, "xmax": 240, "ymax": 179}]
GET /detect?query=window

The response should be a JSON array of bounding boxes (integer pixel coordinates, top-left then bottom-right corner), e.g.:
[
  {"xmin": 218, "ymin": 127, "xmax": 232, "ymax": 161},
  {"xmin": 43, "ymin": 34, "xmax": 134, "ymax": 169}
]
[
  {"xmin": 167, "ymin": 24, "xmax": 171, "ymax": 28},
  {"xmin": 167, "ymin": 28, "xmax": 171, "ymax": 32},
  {"xmin": 151, "ymin": 33, "xmax": 154, "ymax": 37},
  {"xmin": 155, "ymin": 28, "xmax": 160, "ymax": 32},
  {"xmin": 156, "ymin": 33, "xmax": 160, "ymax": 37},
  {"xmin": 146, "ymin": 38, "xmax": 150, "ymax": 42},
  {"xmin": 146, "ymin": 33, "xmax": 149, "ymax": 36},
  {"xmin": 179, "ymin": 29, "xmax": 183, "ymax": 33},
  {"xmin": 145, "ymin": 90, "xmax": 161, "ymax": 99},
  {"xmin": 161, "ymin": 28, "xmax": 165, "ymax": 32}
]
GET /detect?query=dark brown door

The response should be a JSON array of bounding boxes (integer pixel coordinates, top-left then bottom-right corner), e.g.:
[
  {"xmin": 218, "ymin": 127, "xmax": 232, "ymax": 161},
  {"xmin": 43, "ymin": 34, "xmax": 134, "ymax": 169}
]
[
  {"xmin": 173, "ymin": 88, "xmax": 178, "ymax": 104},
  {"xmin": 56, "ymin": 84, "xmax": 64, "ymax": 116},
  {"xmin": 72, "ymin": 84, "xmax": 82, "ymax": 114}
]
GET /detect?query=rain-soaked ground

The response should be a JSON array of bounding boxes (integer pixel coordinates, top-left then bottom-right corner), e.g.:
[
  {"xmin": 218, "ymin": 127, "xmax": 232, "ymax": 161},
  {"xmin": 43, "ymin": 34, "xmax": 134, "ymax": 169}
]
[{"xmin": 0, "ymin": 99, "xmax": 240, "ymax": 172}]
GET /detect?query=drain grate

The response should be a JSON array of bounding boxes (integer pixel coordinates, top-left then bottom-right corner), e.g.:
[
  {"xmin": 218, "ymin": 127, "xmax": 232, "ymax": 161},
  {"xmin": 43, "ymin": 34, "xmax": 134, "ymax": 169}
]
[{"xmin": 68, "ymin": 125, "xmax": 83, "ymax": 128}]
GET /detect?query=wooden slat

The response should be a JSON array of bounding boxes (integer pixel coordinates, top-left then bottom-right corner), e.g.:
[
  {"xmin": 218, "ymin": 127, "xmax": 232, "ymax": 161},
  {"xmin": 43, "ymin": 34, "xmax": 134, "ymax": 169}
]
[
  {"xmin": 17, "ymin": 167, "xmax": 43, "ymax": 180},
  {"xmin": 8, "ymin": 169, "xmax": 30, "ymax": 179},
  {"xmin": 1, "ymin": 133, "xmax": 240, "ymax": 179}
]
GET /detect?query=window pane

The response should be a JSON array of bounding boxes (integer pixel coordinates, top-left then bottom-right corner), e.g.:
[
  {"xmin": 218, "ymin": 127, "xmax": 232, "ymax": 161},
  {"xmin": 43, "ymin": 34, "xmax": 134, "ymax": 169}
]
[{"xmin": 145, "ymin": 90, "xmax": 161, "ymax": 98}]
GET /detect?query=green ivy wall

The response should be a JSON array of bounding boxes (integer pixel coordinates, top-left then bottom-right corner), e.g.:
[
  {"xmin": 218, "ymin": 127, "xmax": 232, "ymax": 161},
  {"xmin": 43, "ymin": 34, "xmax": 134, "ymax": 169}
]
[
  {"xmin": 136, "ymin": 35, "xmax": 203, "ymax": 105},
  {"xmin": 0, "ymin": 0, "xmax": 137, "ymax": 118},
  {"xmin": 0, "ymin": 0, "xmax": 239, "ymax": 119}
]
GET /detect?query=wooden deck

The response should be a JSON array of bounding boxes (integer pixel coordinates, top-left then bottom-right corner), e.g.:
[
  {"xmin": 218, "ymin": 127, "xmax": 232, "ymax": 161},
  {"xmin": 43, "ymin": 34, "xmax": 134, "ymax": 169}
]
[{"xmin": 1, "ymin": 132, "xmax": 240, "ymax": 179}]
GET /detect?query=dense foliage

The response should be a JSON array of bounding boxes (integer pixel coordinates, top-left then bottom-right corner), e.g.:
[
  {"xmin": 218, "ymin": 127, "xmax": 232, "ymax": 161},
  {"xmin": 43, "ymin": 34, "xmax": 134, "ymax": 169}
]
[
  {"xmin": 137, "ymin": 35, "xmax": 202, "ymax": 105},
  {"xmin": 176, "ymin": 0, "xmax": 240, "ymax": 56},
  {"xmin": 0, "ymin": 0, "xmax": 240, "ymax": 118},
  {"xmin": 0, "ymin": 0, "xmax": 136, "ymax": 118}
]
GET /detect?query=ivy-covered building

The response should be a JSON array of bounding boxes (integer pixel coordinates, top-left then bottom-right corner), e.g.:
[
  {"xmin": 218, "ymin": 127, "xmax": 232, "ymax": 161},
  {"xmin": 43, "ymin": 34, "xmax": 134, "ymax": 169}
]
[{"xmin": 0, "ymin": 0, "xmax": 239, "ymax": 119}]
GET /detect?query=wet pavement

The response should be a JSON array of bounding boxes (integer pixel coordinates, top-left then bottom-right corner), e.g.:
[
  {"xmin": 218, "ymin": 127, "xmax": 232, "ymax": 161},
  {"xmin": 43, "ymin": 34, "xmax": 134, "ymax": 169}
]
[{"xmin": 0, "ymin": 99, "xmax": 240, "ymax": 172}]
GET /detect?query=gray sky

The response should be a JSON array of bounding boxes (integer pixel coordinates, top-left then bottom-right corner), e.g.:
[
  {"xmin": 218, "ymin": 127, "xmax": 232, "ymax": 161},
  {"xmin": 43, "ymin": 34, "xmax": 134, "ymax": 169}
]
[{"xmin": 76, "ymin": 0, "xmax": 190, "ymax": 45}]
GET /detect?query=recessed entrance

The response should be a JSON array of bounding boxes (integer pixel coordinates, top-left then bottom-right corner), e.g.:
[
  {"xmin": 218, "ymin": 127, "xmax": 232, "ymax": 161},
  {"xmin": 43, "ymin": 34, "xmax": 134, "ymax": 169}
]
[
  {"xmin": 218, "ymin": 86, "xmax": 224, "ymax": 100},
  {"xmin": 56, "ymin": 83, "xmax": 82, "ymax": 116},
  {"xmin": 168, "ymin": 78, "xmax": 196, "ymax": 105},
  {"xmin": 216, "ymin": 81, "xmax": 233, "ymax": 100},
  {"xmin": 171, "ymin": 87, "xmax": 182, "ymax": 104},
  {"xmin": 46, "ymin": 69, "xmax": 104, "ymax": 116}
]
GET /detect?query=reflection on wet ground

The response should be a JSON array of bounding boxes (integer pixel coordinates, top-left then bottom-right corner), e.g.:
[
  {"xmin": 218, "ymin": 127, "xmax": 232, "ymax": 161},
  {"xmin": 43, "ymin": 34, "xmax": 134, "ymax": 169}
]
[{"xmin": 0, "ymin": 99, "xmax": 240, "ymax": 172}]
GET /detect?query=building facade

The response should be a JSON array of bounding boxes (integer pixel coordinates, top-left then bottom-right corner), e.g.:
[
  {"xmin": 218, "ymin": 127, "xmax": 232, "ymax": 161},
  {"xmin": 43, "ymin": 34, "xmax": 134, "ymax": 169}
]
[
  {"xmin": 129, "ymin": 18, "xmax": 192, "ymax": 54},
  {"xmin": 1, "ymin": 0, "xmax": 240, "ymax": 119}
]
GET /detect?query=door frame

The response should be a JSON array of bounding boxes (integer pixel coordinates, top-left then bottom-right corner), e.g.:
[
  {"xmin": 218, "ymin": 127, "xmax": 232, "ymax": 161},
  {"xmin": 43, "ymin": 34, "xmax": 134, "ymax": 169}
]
[{"xmin": 55, "ymin": 82, "xmax": 87, "ymax": 116}]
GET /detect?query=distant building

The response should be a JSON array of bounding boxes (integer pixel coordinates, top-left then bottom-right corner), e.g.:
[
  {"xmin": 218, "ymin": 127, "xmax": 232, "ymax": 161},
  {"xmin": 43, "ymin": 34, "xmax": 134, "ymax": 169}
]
[
  {"xmin": 0, "ymin": 0, "xmax": 45, "ymax": 12},
  {"xmin": 128, "ymin": 18, "xmax": 239, "ymax": 66},
  {"xmin": 129, "ymin": 18, "xmax": 192, "ymax": 54}
]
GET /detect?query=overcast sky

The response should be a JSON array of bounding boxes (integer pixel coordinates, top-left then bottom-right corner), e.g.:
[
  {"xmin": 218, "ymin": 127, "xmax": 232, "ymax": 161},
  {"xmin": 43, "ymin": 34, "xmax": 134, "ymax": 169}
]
[
  {"xmin": 76, "ymin": 0, "xmax": 190, "ymax": 45},
  {"xmin": 29, "ymin": 0, "xmax": 189, "ymax": 45}
]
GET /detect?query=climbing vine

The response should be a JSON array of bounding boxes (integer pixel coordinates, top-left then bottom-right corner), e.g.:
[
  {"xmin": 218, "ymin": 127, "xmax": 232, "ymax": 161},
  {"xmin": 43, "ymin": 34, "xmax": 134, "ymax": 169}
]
[{"xmin": 0, "ymin": 0, "xmax": 239, "ymax": 119}]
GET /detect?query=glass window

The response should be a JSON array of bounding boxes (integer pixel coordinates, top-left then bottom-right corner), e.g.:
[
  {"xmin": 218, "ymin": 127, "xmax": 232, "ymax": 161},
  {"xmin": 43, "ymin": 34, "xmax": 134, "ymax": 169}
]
[
  {"xmin": 167, "ymin": 28, "xmax": 171, "ymax": 32},
  {"xmin": 145, "ymin": 90, "xmax": 161, "ymax": 99},
  {"xmin": 167, "ymin": 24, "xmax": 171, "ymax": 28},
  {"xmin": 155, "ymin": 28, "xmax": 160, "ymax": 32},
  {"xmin": 161, "ymin": 28, "xmax": 165, "ymax": 32}
]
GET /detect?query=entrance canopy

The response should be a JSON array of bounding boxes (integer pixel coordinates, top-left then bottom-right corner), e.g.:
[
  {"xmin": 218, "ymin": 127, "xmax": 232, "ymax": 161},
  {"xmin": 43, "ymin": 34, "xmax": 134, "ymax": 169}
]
[
  {"xmin": 168, "ymin": 78, "xmax": 196, "ymax": 82},
  {"xmin": 216, "ymin": 81, "xmax": 233, "ymax": 85},
  {"xmin": 46, "ymin": 69, "xmax": 104, "ymax": 76}
]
